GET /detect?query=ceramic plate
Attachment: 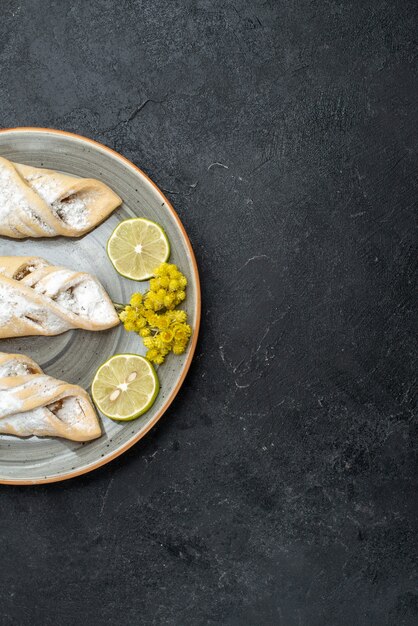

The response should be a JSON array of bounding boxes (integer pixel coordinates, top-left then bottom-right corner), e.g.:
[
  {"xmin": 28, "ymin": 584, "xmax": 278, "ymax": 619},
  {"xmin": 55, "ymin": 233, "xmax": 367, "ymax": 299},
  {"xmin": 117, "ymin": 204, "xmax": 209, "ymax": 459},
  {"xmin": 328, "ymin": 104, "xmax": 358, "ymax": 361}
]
[{"xmin": 0, "ymin": 128, "xmax": 200, "ymax": 484}]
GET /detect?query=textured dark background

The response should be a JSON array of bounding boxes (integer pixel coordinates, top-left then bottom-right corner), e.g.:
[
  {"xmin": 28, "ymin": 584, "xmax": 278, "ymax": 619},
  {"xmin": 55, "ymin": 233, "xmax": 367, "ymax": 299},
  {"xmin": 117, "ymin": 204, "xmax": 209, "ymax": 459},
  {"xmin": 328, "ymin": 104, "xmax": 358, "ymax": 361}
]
[{"xmin": 0, "ymin": 0, "xmax": 417, "ymax": 624}]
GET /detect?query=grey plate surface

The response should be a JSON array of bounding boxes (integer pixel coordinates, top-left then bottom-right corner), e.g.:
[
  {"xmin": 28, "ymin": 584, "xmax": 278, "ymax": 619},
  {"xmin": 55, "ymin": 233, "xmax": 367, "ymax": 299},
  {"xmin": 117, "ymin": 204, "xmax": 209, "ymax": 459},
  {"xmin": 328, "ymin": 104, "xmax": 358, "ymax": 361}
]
[{"xmin": 0, "ymin": 128, "xmax": 200, "ymax": 484}]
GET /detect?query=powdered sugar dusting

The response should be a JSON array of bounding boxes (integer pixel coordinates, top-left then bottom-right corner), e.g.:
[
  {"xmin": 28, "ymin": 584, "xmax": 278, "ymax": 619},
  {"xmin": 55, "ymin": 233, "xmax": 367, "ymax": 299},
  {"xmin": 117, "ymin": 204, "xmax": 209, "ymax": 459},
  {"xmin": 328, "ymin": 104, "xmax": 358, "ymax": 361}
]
[
  {"xmin": 0, "ymin": 360, "xmax": 31, "ymax": 378},
  {"xmin": 54, "ymin": 396, "xmax": 85, "ymax": 426},
  {"xmin": 0, "ymin": 163, "xmax": 29, "ymax": 223},
  {"xmin": 69, "ymin": 279, "xmax": 117, "ymax": 323},
  {"xmin": 0, "ymin": 407, "xmax": 57, "ymax": 437},
  {"xmin": 24, "ymin": 173, "xmax": 61, "ymax": 201},
  {"xmin": 33, "ymin": 270, "xmax": 74, "ymax": 298},
  {"xmin": 0, "ymin": 161, "xmax": 90, "ymax": 234},
  {"xmin": 0, "ymin": 283, "xmax": 72, "ymax": 333},
  {"xmin": 32, "ymin": 270, "xmax": 117, "ymax": 325},
  {"xmin": 27, "ymin": 209, "xmax": 54, "ymax": 235},
  {"xmin": 0, "ymin": 389, "xmax": 23, "ymax": 417},
  {"xmin": 0, "ymin": 354, "xmax": 100, "ymax": 440},
  {"xmin": 29, "ymin": 176, "xmax": 89, "ymax": 229},
  {"xmin": 0, "ymin": 161, "xmax": 54, "ymax": 236},
  {"xmin": 51, "ymin": 196, "xmax": 88, "ymax": 229}
]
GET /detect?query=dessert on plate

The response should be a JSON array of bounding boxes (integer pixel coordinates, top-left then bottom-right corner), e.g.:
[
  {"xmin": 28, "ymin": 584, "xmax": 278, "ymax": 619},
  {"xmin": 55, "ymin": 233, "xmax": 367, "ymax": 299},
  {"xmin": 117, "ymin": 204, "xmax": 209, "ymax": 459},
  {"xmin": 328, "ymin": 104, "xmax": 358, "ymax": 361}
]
[
  {"xmin": 0, "ymin": 352, "xmax": 101, "ymax": 441},
  {"xmin": 0, "ymin": 256, "xmax": 119, "ymax": 338},
  {"xmin": 0, "ymin": 156, "xmax": 121, "ymax": 238}
]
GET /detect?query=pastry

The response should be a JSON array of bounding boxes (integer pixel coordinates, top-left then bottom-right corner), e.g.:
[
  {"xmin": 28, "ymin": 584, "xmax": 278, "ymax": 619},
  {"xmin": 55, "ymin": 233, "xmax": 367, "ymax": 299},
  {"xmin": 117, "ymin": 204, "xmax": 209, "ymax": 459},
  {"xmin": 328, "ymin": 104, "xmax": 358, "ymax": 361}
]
[
  {"xmin": 0, "ymin": 256, "xmax": 119, "ymax": 338},
  {"xmin": 0, "ymin": 157, "xmax": 121, "ymax": 238},
  {"xmin": 0, "ymin": 352, "xmax": 101, "ymax": 441}
]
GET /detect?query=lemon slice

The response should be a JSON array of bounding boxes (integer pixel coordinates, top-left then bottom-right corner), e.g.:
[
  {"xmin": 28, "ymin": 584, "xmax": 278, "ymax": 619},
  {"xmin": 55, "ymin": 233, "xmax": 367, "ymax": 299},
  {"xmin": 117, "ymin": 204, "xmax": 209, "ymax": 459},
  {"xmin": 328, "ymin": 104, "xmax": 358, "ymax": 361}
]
[
  {"xmin": 107, "ymin": 218, "xmax": 170, "ymax": 281},
  {"xmin": 91, "ymin": 354, "xmax": 159, "ymax": 421}
]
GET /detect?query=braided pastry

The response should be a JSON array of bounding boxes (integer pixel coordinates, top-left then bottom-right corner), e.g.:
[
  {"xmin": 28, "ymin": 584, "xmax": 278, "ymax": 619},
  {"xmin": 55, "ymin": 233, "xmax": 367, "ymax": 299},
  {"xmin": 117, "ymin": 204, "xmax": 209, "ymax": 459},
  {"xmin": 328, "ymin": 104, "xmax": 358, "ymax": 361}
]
[
  {"xmin": 0, "ymin": 157, "xmax": 121, "ymax": 238},
  {"xmin": 0, "ymin": 352, "xmax": 101, "ymax": 440},
  {"xmin": 0, "ymin": 256, "xmax": 119, "ymax": 338}
]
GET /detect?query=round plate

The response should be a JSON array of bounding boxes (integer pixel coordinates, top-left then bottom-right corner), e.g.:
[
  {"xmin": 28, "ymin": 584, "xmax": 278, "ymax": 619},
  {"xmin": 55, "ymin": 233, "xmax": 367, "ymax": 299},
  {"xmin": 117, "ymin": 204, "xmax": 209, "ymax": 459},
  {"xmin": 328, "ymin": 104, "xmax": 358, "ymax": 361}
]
[{"xmin": 0, "ymin": 128, "xmax": 200, "ymax": 484}]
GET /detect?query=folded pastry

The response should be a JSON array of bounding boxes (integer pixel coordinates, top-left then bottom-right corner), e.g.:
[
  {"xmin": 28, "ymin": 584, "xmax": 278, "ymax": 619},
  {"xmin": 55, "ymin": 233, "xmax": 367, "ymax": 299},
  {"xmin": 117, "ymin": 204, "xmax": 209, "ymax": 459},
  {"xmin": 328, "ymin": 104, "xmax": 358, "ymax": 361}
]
[
  {"xmin": 0, "ymin": 157, "xmax": 122, "ymax": 238},
  {"xmin": 0, "ymin": 352, "xmax": 101, "ymax": 440},
  {"xmin": 0, "ymin": 256, "xmax": 119, "ymax": 338}
]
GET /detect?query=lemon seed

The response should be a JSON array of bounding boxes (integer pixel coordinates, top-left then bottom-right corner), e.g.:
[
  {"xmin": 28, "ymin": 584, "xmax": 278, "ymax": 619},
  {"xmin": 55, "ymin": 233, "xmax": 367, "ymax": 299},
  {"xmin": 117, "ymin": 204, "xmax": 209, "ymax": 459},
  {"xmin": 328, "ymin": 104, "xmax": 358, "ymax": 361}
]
[{"xmin": 109, "ymin": 389, "xmax": 121, "ymax": 402}]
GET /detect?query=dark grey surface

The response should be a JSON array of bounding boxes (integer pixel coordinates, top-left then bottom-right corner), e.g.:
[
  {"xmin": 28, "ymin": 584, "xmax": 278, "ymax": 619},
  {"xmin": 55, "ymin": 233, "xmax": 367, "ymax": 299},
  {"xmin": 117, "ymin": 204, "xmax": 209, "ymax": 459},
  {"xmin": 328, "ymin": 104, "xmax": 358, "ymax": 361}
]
[{"xmin": 0, "ymin": 0, "xmax": 417, "ymax": 624}]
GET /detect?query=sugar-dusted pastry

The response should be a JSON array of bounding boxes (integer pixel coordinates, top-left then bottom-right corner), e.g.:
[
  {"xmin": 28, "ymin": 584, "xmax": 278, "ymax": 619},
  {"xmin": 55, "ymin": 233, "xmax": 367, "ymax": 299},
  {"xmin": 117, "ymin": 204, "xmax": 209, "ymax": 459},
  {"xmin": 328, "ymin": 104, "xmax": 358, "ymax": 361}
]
[
  {"xmin": 0, "ymin": 157, "xmax": 122, "ymax": 238},
  {"xmin": 0, "ymin": 352, "xmax": 101, "ymax": 441},
  {"xmin": 0, "ymin": 256, "xmax": 119, "ymax": 338}
]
